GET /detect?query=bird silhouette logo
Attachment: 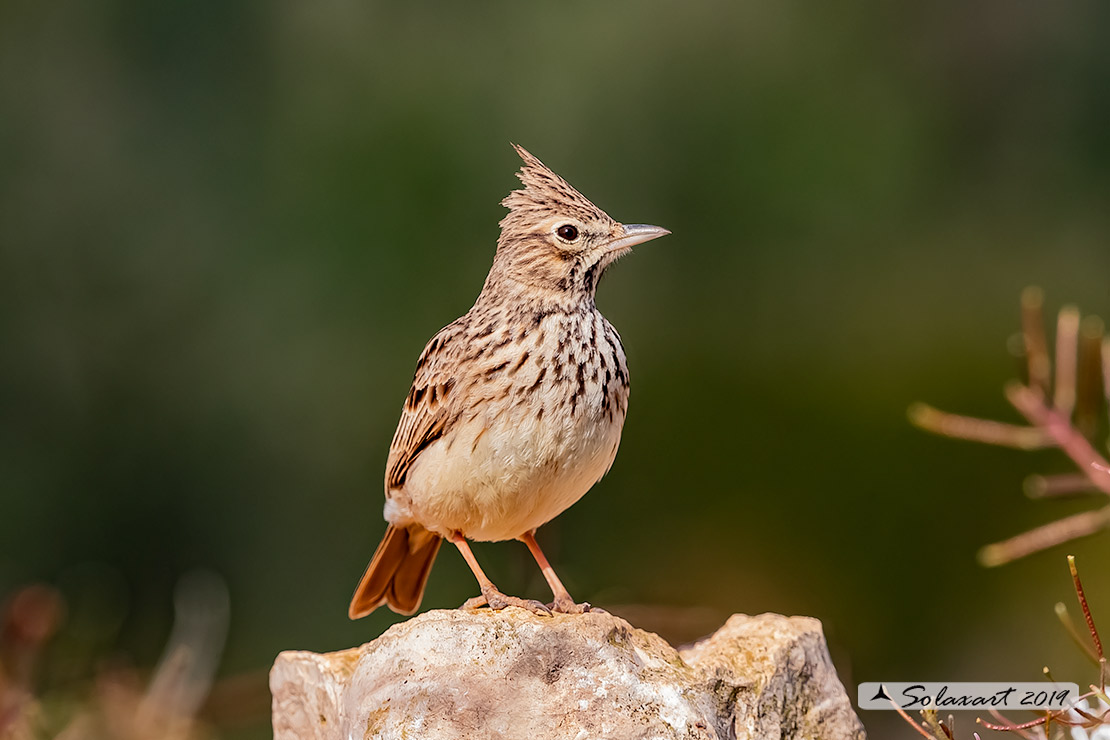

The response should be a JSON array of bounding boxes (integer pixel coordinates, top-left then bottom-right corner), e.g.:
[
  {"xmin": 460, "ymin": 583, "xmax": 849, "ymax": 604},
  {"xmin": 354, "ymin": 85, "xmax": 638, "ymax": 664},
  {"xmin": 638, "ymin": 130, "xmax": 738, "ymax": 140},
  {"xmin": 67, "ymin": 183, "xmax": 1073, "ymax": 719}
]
[{"xmin": 871, "ymin": 685, "xmax": 892, "ymax": 702}]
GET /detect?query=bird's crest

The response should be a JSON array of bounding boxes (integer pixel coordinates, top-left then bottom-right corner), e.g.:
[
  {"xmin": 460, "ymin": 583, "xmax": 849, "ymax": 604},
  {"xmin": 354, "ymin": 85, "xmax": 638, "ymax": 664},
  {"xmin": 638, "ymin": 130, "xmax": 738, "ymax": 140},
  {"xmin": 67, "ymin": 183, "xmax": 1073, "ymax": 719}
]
[{"xmin": 500, "ymin": 145, "xmax": 612, "ymax": 238}]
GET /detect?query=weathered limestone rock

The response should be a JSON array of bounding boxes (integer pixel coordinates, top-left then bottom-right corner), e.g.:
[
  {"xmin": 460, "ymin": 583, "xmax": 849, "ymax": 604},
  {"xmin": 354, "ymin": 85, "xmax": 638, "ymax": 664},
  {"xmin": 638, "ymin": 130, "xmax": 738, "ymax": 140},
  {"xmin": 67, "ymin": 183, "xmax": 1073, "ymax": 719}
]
[{"xmin": 270, "ymin": 609, "xmax": 865, "ymax": 740}]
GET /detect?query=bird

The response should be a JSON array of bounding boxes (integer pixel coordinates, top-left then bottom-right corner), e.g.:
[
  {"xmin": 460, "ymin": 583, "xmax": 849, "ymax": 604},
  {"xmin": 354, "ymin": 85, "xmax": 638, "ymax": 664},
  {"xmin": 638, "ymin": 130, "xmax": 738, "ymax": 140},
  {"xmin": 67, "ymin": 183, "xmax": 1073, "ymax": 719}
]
[{"xmin": 348, "ymin": 144, "xmax": 669, "ymax": 619}]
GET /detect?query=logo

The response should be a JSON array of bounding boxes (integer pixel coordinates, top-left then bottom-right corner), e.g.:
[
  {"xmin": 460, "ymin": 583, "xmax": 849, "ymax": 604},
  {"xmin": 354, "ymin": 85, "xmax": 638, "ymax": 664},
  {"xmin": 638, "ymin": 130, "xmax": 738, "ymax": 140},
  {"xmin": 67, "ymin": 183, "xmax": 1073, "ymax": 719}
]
[{"xmin": 857, "ymin": 682, "xmax": 1078, "ymax": 711}]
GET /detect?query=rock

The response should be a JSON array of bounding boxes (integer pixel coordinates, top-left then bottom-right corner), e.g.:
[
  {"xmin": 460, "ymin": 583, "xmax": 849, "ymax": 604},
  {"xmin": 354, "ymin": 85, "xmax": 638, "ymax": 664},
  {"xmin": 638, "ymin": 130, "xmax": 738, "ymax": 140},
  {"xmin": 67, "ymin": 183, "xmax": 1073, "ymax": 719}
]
[{"xmin": 270, "ymin": 609, "xmax": 865, "ymax": 740}]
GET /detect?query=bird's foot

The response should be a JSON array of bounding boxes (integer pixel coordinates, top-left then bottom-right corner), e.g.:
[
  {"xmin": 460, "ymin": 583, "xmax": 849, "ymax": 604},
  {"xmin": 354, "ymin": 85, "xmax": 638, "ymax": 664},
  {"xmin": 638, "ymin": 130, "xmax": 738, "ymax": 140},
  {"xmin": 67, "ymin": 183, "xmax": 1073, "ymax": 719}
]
[
  {"xmin": 461, "ymin": 588, "xmax": 552, "ymax": 616},
  {"xmin": 549, "ymin": 594, "xmax": 592, "ymax": 614},
  {"xmin": 460, "ymin": 595, "xmax": 489, "ymax": 611}
]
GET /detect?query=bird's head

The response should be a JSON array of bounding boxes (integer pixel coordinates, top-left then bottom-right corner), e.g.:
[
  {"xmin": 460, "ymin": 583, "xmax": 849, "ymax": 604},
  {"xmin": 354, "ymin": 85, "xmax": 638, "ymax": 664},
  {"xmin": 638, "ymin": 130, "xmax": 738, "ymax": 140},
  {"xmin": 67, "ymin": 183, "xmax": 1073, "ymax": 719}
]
[{"xmin": 485, "ymin": 145, "xmax": 669, "ymax": 303}]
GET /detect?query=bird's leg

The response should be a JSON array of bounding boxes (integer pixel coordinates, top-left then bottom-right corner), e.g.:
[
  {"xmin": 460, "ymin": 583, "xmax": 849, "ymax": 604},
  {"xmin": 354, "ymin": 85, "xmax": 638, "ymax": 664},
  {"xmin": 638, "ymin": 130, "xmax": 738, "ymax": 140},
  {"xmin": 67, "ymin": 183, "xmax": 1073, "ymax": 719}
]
[
  {"xmin": 447, "ymin": 532, "xmax": 551, "ymax": 615},
  {"xmin": 519, "ymin": 530, "xmax": 591, "ymax": 614}
]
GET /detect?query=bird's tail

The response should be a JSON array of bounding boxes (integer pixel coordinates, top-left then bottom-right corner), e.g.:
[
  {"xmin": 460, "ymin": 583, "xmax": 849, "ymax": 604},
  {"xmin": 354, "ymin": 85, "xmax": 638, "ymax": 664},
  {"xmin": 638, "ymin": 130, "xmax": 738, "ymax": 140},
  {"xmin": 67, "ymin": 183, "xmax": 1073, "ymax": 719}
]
[{"xmin": 348, "ymin": 523, "xmax": 442, "ymax": 619}]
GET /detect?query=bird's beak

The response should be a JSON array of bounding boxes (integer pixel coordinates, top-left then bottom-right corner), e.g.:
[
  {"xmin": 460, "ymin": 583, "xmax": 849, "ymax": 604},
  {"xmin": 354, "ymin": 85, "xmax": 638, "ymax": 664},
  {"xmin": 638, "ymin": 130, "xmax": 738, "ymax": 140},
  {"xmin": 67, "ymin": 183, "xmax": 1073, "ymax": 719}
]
[{"xmin": 606, "ymin": 223, "xmax": 671, "ymax": 252}]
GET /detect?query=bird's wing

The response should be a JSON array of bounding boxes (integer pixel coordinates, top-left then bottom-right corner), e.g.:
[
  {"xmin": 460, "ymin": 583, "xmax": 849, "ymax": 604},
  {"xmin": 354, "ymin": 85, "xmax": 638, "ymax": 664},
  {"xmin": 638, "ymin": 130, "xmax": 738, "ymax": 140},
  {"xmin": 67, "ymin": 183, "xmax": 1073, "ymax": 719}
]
[{"xmin": 385, "ymin": 322, "xmax": 464, "ymax": 493}]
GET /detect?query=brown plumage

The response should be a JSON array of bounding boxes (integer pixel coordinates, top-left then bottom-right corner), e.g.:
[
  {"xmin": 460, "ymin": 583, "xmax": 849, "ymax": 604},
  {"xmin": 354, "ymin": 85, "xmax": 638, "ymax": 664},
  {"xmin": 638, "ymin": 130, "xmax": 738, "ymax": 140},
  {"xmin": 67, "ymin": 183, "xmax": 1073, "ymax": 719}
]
[
  {"xmin": 349, "ymin": 145, "xmax": 669, "ymax": 619},
  {"xmin": 349, "ymin": 524, "xmax": 441, "ymax": 617}
]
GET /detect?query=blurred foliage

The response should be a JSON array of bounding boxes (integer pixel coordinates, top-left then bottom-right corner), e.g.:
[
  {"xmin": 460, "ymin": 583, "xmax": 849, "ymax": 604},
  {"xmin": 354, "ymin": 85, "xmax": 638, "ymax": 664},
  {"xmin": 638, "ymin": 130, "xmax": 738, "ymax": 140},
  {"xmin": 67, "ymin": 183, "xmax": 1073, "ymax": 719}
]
[
  {"xmin": 1, "ymin": 2, "xmax": 1109, "ymax": 737},
  {"xmin": 913, "ymin": 291, "xmax": 1110, "ymax": 568},
  {"xmin": 0, "ymin": 574, "xmax": 267, "ymax": 739},
  {"xmin": 895, "ymin": 556, "xmax": 1110, "ymax": 739}
]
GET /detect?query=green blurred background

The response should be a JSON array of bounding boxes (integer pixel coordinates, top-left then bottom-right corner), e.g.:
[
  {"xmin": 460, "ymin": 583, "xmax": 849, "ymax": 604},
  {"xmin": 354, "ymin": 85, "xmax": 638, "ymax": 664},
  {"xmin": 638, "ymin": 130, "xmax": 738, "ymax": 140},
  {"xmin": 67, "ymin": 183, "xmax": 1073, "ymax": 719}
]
[{"xmin": 3, "ymin": 2, "xmax": 1110, "ymax": 737}]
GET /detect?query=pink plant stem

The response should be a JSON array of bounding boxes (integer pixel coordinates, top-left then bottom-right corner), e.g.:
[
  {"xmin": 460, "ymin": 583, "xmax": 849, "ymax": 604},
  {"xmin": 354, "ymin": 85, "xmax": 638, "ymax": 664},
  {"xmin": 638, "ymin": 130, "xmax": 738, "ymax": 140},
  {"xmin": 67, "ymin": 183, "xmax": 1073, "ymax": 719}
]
[
  {"xmin": 888, "ymin": 696, "xmax": 940, "ymax": 739},
  {"xmin": 1006, "ymin": 384, "xmax": 1110, "ymax": 496},
  {"xmin": 1055, "ymin": 306, "xmax": 1080, "ymax": 417},
  {"xmin": 908, "ymin": 403, "xmax": 1049, "ymax": 449},
  {"xmin": 979, "ymin": 712, "xmax": 1046, "ymax": 734},
  {"xmin": 980, "ymin": 509, "xmax": 1110, "ymax": 567}
]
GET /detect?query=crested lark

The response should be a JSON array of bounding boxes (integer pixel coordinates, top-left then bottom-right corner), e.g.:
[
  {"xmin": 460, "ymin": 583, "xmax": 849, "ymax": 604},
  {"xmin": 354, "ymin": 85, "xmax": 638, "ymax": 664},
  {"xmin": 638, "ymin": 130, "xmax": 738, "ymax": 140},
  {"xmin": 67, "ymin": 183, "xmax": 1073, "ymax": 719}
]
[{"xmin": 349, "ymin": 145, "xmax": 669, "ymax": 618}]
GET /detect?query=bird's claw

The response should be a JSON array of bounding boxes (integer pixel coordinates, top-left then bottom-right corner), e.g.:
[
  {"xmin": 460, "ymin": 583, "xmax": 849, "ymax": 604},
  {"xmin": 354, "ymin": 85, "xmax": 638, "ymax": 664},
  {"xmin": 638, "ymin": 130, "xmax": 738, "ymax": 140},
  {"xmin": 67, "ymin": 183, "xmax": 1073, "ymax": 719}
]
[
  {"xmin": 461, "ymin": 589, "xmax": 552, "ymax": 616},
  {"xmin": 460, "ymin": 595, "xmax": 489, "ymax": 611},
  {"xmin": 549, "ymin": 596, "xmax": 592, "ymax": 614}
]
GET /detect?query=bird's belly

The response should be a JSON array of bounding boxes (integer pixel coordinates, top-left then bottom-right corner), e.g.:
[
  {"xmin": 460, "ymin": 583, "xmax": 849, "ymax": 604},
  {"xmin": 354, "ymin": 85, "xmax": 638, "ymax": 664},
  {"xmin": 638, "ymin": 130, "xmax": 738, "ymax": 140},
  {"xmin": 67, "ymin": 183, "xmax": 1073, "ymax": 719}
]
[{"xmin": 395, "ymin": 399, "xmax": 624, "ymax": 542}]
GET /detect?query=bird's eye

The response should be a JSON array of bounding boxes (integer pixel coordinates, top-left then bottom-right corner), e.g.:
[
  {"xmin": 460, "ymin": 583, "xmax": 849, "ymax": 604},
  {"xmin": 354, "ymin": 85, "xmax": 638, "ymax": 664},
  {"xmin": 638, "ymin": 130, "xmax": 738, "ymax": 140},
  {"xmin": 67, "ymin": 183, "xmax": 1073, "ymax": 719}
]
[{"xmin": 556, "ymin": 224, "xmax": 579, "ymax": 242}]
